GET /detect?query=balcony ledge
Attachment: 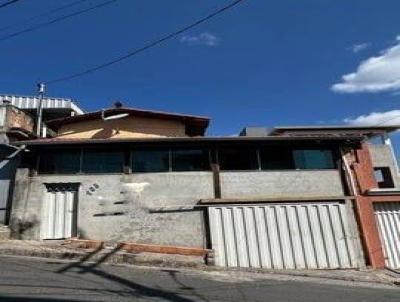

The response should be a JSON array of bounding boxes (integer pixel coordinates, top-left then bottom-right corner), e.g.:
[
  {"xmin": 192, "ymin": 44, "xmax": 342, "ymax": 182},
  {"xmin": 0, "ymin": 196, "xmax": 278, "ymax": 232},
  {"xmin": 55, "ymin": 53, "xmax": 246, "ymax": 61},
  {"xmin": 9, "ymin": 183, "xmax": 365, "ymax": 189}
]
[{"xmin": 367, "ymin": 188, "xmax": 400, "ymax": 196}]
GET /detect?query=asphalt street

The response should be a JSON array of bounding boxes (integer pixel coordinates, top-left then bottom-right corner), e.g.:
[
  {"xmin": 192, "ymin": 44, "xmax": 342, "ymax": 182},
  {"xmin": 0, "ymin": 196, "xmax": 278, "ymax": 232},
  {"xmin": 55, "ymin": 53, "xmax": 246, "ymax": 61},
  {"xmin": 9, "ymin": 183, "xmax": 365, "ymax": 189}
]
[{"xmin": 0, "ymin": 255, "xmax": 399, "ymax": 302}]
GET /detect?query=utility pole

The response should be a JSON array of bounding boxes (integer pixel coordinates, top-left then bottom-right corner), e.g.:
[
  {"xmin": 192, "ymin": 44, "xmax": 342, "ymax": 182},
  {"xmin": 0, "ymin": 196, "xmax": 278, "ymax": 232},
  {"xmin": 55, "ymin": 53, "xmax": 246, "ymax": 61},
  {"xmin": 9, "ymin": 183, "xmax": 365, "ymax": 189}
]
[{"xmin": 36, "ymin": 83, "xmax": 45, "ymax": 137}]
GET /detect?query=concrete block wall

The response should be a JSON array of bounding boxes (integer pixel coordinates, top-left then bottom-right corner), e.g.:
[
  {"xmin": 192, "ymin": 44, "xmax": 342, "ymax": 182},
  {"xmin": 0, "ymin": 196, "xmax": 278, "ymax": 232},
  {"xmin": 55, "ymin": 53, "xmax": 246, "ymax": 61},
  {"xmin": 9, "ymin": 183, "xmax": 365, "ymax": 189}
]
[
  {"xmin": 0, "ymin": 225, "xmax": 10, "ymax": 240},
  {"xmin": 368, "ymin": 144, "xmax": 400, "ymax": 187},
  {"xmin": 220, "ymin": 170, "xmax": 344, "ymax": 199},
  {"xmin": 0, "ymin": 149, "xmax": 20, "ymax": 224},
  {"xmin": 10, "ymin": 171, "xmax": 214, "ymax": 248},
  {"xmin": 9, "ymin": 169, "xmax": 43, "ymax": 240},
  {"xmin": 9, "ymin": 168, "xmax": 347, "ymax": 246}
]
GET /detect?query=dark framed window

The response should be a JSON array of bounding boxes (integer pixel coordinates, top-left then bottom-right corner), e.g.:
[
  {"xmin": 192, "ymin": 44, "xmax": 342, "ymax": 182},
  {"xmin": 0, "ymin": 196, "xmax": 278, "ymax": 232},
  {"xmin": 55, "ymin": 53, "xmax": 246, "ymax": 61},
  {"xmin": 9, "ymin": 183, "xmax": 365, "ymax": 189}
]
[
  {"xmin": 82, "ymin": 150, "xmax": 124, "ymax": 173},
  {"xmin": 171, "ymin": 149, "xmax": 210, "ymax": 171},
  {"xmin": 218, "ymin": 148, "xmax": 259, "ymax": 170},
  {"xmin": 39, "ymin": 149, "xmax": 81, "ymax": 174},
  {"xmin": 260, "ymin": 147, "xmax": 294, "ymax": 170},
  {"xmin": 293, "ymin": 149, "xmax": 335, "ymax": 169},
  {"xmin": 132, "ymin": 149, "xmax": 170, "ymax": 173},
  {"xmin": 374, "ymin": 167, "xmax": 395, "ymax": 188}
]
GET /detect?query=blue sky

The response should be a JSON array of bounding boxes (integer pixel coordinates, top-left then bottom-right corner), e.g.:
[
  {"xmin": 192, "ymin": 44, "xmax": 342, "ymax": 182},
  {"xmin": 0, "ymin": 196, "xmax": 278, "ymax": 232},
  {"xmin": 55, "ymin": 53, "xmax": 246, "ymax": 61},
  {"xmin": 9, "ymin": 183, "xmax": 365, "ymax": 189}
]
[{"xmin": 1, "ymin": 0, "xmax": 400, "ymax": 142}]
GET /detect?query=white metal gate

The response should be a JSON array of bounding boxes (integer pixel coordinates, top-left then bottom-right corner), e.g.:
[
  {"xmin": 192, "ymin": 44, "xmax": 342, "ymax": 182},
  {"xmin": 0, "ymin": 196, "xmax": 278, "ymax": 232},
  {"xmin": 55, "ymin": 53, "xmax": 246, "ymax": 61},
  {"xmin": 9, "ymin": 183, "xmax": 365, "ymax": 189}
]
[
  {"xmin": 208, "ymin": 201, "xmax": 363, "ymax": 269},
  {"xmin": 374, "ymin": 202, "xmax": 400, "ymax": 269},
  {"xmin": 41, "ymin": 184, "xmax": 78, "ymax": 240}
]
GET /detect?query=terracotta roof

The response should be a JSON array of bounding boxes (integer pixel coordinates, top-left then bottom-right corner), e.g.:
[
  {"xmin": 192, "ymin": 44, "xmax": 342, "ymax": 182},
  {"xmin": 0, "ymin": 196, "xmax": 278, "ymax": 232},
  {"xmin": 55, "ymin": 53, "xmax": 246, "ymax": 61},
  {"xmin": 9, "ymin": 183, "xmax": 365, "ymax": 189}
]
[{"xmin": 46, "ymin": 107, "xmax": 210, "ymax": 136}]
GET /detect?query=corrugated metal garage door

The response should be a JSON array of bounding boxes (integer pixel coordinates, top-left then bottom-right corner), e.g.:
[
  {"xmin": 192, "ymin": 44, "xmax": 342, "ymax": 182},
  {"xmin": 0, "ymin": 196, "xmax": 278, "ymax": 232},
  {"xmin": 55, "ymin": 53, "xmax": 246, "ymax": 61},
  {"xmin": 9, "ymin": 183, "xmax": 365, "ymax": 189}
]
[
  {"xmin": 208, "ymin": 201, "xmax": 362, "ymax": 269},
  {"xmin": 41, "ymin": 184, "xmax": 78, "ymax": 240},
  {"xmin": 374, "ymin": 202, "xmax": 400, "ymax": 269}
]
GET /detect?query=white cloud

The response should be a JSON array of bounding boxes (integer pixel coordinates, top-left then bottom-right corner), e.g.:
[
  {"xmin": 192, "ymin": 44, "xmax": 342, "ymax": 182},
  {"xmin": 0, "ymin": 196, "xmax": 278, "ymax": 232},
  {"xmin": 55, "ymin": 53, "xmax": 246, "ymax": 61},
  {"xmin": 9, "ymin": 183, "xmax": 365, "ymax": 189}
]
[
  {"xmin": 180, "ymin": 32, "xmax": 219, "ymax": 47},
  {"xmin": 344, "ymin": 110, "xmax": 400, "ymax": 126},
  {"xmin": 349, "ymin": 42, "xmax": 370, "ymax": 53},
  {"xmin": 332, "ymin": 35, "xmax": 400, "ymax": 93}
]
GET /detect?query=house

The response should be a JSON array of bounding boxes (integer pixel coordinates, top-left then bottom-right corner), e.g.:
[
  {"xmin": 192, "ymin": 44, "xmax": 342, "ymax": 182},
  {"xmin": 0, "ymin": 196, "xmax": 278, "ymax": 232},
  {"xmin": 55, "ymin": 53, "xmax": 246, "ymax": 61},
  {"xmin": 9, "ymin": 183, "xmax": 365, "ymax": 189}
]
[
  {"xmin": 266, "ymin": 125, "xmax": 400, "ymax": 270},
  {"xmin": 0, "ymin": 95, "xmax": 83, "ymax": 227},
  {"xmin": 4, "ymin": 103, "xmax": 400, "ymax": 271},
  {"xmin": 45, "ymin": 105, "xmax": 209, "ymax": 139}
]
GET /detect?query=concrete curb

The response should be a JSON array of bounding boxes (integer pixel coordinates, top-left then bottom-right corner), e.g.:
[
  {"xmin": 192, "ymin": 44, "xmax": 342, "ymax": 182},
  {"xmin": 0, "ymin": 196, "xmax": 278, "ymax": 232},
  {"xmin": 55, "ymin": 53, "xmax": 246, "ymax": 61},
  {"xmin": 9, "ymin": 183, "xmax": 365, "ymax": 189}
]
[
  {"xmin": 0, "ymin": 245, "xmax": 398, "ymax": 287},
  {"xmin": 0, "ymin": 246, "xmax": 206, "ymax": 269},
  {"xmin": 209, "ymin": 266, "xmax": 399, "ymax": 287}
]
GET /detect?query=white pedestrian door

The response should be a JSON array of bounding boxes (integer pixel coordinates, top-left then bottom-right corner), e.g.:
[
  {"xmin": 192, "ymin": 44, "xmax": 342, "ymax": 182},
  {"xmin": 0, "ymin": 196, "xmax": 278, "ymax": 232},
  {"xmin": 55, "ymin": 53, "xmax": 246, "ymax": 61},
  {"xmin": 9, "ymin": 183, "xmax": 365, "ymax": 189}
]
[
  {"xmin": 374, "ymin": 202, "xmax": 400, "ymax": 269},
  {"xmin": 208, "ymin": 201, "xmax": 363, "ymax": 269},
  {"xmin": 41, "ymin": 184, "xmax": 78, "ymax": 240}
]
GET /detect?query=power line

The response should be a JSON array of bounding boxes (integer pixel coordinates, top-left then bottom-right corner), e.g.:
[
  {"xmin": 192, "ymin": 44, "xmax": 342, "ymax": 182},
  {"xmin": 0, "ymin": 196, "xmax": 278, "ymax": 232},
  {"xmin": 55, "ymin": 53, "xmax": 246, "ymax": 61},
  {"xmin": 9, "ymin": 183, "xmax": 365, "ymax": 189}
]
[
  {"xmin": 0, "ymin": 0, "xmax": 88, "ymax": 32},
  {"xmin": 0, "ymin": 0, "xmax": 21, "ymax": 10},
  {"xmin": 46, "ymin": 0, "xmax": 247, "ymax": 85},
  {"xmin": 0, "ymin": 0, "xmax": 117, "ymax": 42}
]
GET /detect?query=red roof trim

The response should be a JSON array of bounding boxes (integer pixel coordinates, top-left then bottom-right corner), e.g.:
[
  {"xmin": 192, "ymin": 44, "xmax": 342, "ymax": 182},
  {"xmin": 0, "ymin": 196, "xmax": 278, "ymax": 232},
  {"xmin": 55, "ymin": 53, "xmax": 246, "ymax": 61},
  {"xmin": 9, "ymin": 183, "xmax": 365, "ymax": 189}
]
[
  {"xmin": 13, "ymin": 136, "xmax": 363, "ymax": 146},
  {"xmin": 47, "ymin": 107, "xmax": 209, "ymax": 126}
]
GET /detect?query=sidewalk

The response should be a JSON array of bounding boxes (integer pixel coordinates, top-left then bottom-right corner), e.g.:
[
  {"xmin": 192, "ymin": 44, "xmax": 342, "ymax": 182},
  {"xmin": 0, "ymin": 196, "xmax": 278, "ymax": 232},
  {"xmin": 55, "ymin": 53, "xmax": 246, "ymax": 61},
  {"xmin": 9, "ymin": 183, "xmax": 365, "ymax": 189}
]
[
  {"xmin": 0, "ymin": 240, "xmax": 399, "ymax": 288},
  {"xmin": 0, "ymin": 240, "xmax": 206, "ymax": 268}
]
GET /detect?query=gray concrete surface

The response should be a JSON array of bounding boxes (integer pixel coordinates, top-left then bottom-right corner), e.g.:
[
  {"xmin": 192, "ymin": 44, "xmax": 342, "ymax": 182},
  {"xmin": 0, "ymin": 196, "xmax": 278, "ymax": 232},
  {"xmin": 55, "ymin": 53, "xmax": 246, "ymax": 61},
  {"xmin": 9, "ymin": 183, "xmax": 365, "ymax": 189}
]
[
  {"xmin": 0, "ymin": 146, "xmax": 20, "ymax": 224},
  {"xmin": 220, "ymin": 170, "xmax": 344, "ymax": 199},
  {"xmin": 369, "ymin": 144, "xmax": 400, "ymax": 186},
  {"xmin": 0, "ymin": 240, "xmax": 206, "ymax": 269},
  {"xmin": 10, "ymin": 168, "xmax": 347, "ymax": 245},
  {"xmin": 0, "ymin": 226, "xmax": 10, "ymax": 240},
  {"xmin": 0, "ymin": 255, "xmax": 399, "ymax": 302},
  {"xmin": 10, "ymin": 171, "xmax": 214, "ymax": 247},
  {"xmin": 0, "ymin": 240, "xmax": 386, "ymax": 285}
]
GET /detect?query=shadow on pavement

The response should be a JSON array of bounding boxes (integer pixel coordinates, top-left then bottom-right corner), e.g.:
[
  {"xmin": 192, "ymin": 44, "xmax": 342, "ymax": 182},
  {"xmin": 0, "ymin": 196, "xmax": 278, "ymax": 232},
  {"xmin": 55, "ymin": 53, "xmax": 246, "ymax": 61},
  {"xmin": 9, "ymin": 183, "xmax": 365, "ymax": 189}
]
[
  {"xmin": 55, "ymin": 245, "xmax": 197, "ymax": 302},
  {"xmin": 56, "ymin": 245, "xmax": 104, "ymax": 274}
]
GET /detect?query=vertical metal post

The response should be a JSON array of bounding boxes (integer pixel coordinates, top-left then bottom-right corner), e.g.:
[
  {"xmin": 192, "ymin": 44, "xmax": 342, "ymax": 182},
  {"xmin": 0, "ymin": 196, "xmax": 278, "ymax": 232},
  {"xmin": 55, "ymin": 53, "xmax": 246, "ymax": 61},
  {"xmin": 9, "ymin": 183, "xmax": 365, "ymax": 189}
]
[
  {"xmin": 211, "ymin": 163, "xmax": 221, "ymax": 199},
  {"xmin": 36, "ymin": 83, "xmax": 45, "ymax": 137}
]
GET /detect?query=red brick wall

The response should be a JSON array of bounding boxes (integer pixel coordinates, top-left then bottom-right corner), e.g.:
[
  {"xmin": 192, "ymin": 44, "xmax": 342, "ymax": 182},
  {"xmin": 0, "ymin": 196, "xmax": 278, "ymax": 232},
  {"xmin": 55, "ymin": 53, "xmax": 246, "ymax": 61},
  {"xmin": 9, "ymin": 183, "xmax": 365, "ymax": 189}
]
[{"xmin": 350, "ymin": 143, "xmax": 399, "ymax": 268}]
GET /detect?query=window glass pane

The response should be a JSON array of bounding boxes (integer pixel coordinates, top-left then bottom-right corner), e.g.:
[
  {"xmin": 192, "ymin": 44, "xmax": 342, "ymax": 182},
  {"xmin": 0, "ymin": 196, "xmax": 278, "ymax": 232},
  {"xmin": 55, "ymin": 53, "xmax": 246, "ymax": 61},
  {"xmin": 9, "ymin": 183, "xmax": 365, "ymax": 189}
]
[
  {"xmin": 260, "ymin": 147, "xmax": 294, "ymax": 170},
  {"xmin": 218, "ymin": 148, "xmax": 258, "ymax": 170},
  {"xmin": 39, "ymin": 150, "xmax": 80, "ymax": 174},
  {"xmin": 293, "ymin": 149, "xmax": 335, "ymax": 169},
  {"xmin": 132, "ymin": 150, "xmax": 170, "ymax": 172},
  {"xmin": 82, "ymin": 150, "xmax": 124, "ymax": 173},
  {"xmin": 172, "ymin": 149, "xmax": 209, "ymax": 171}
]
